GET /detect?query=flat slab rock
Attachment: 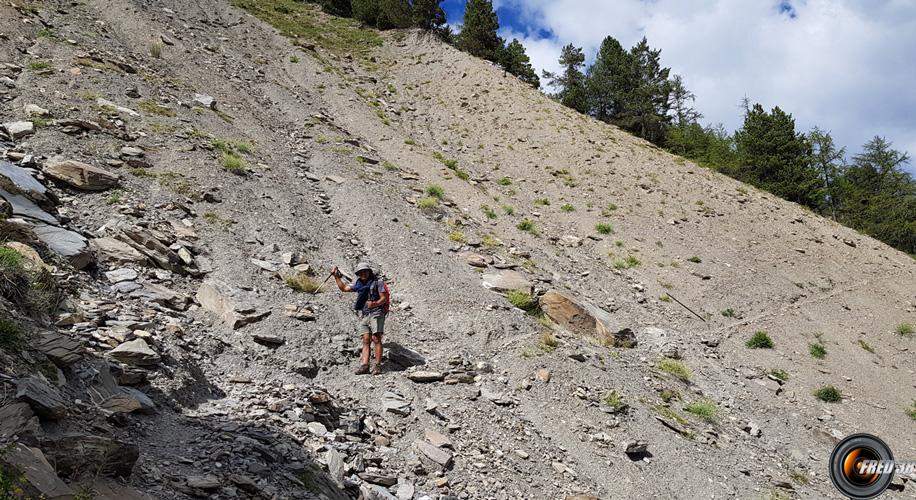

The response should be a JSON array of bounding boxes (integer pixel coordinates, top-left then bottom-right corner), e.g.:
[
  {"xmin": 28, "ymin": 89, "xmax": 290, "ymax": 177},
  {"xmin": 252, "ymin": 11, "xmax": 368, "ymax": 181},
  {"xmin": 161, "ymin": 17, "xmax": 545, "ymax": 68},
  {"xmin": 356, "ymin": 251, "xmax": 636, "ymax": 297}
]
[
  {"xmin": 35, "ymin": 332, "xmax": 84, "ymax": 367},
  {"xmin": 43, "ymin": 159, "xmax": 119, "ymax": 191},
  {"xmin": 481, "ymin": 269, "xmax": 532, "ymax": 292},
  {"xmin": 196, "ymin": 280, "xmax": 270, "ymax": 329},
  {"xmin": 407, "ymin": 370, "xmax": 444, "ymax": 383},
  {"xmin": 0, "ymin": 443, "xmax": 74, "ymax": 499},
  {"xmin": 39, "ymin": 433, "xmax": 139, "ymax": 478},
  {"xmin": 108, "ymin": 338, "xmax": 160, "ymax": 366},
  {"xmin": 16, "ymin": 376, "xmax": 67, "ymax": 420},
  {"xmin": 30, "ymin": 222, "xmax": 92, "ymax": 270}
]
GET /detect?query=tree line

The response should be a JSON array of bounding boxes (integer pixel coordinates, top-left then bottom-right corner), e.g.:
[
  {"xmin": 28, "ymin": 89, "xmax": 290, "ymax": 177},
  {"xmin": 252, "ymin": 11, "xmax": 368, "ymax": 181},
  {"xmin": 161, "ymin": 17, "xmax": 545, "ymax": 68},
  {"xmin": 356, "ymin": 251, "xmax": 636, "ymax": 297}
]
[
  {"xmin": 542, "ymin": 35, "xmax": 915, "ymax": 255},
  {"xmin": 307, "ymin": 0, "xmax": 915, "ymax": 255},
  {"xmin": 308, "ymin": 0, "xmax": 540, "ymax": 87}
]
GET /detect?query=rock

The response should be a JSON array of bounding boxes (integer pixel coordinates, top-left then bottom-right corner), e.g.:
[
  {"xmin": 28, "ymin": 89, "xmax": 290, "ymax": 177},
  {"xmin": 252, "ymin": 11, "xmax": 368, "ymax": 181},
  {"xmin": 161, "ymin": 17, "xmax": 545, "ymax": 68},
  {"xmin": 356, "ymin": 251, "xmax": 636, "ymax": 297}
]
[
  {"xmin": 35, "ymin": 332, "xmax": 84, "ymax": 367},
  {"xmin": 40, "ymin": 434, "xmax": 139, "ymax": 478},
  {"xmin": 193, "ymin": 93, "xmax": 217, "ymax": 109},
  {"xmin": 252, "ymin": 333, "xmax": 285, "ymax": 347},
  {"xmin": 540, "ymin": 291, "xmax": 633, "ymax": 346},
  {"xmin": 108, "ymin": 338, "xmax": 160, "ymax": 366},
  {"xmin": 407, "ymin": 371, "xmax": 444, "ymax": 383},
  {"xmin": 622, "ymin": 440, "xmax": 648, "ymax": 456},
  {"xmin": 187, "ymin": 474, "xmax": 221, "ymax": 490},
  {"xmin": 325, "ymin": 448, "xmax": 345, "ymax": 484},
  {"xmin": 361, "ymin": 468, "xmax": 398, "ymax": 487},
  {"xmin": 514, "ymin": 449, "xmax": 529, "ymax": 459},
  {"xmin": 118, "ymin": 228, "xmax": 185, "ymax": 274},
  {"xmin": 2, "ymin": 121, "xmax": 35, "ymax": 139},
  {"xmin": 396, "ymin": 481, "xmax": 415, "ymax": 500},
  {"xmin": 382, "ymin": 391, "xmax": 411, "ymax": 416},
  {"xmin": 250, "ymin": 258, "xmax": 280, "ymax": 272},
  {"xmin": 360, "ymin": 483, "xmax": 399, "ymax": 499},
  {"xmin": 0, "ymin": 443, "xmax": 74, "ymax": 499},
  {"xmin": 283, "ymin": 304, "xmax": 316, "ymax": 321},
  {"xmin": 0, "ymin": 197, "xmax": 10, "ymax": 218},
  {"xmin": 535, "ymin": 368, "xmax": 551, "ymax": 382},
  {"xmin": 30, "ymin": 223, "xmax": 92, "ymax": 269},
  {"xmin": 0, "ymin": 160, "xmax": 57, "ymax": 209},
  {"xmin": 415, "ymin": 439, "xmax": 453, "ymax": 468},
  {"xmin": 424, "ymin": 429, "xmax": 452, "ymax": 448},
  {"xmin": 119, "ymin": 146, "xmax": 144, "ymax": 158},
  {"xmin": 129, "ymin": 282, "xmax": 188, "ymax": 310},
  {"xmin": 16, "ymin": 377, "xmax": 67, "ymax": 420},
  {"xmin": 4, "ymin": 242, "xmax": 49, "ymax": 272},
  {"xmin": 744, "ymin": 422, "xmax": 762, "ymax": 437},
  {"xmin": 0, "ymin": 402, "xmax": 40, "ymax": 442},
  {"xmin": 101, "ymin": 387, "xmax": 156, "ymax": 415},
  {"xmin": 23, "ymin": 104, "xmax": 50, "ymax": 117},
  {"xmin": 461, "ymin": 252, "xmax": 489, "ymax": 268},
  {"xmin": 105, "ymin": 268, "xmax": 138, "ymax": 283},
  {"xmin": 387, "ymin": 344, "xmax": 425, "ymax": 368},
  {"xmin": 196, "ymin": 280, "xmax": 270, "ymax": 329},
  {"xmin": 90, "ymin": 237, "xmax": 147, "ymax": 265},
  {"xmin": 558, "ymin": 235, "xmax": 582, "ymax": 247},
  {"xmin": 480, "ymin": 269, "xmax": 532, "ymax": 292},
  {"xmin": 43, "ymin": 160, "xmax": 119, "ymax": 191},
  {"xmin": 96, "ymin": 98, "xmax": 139, "ymax": 117}
]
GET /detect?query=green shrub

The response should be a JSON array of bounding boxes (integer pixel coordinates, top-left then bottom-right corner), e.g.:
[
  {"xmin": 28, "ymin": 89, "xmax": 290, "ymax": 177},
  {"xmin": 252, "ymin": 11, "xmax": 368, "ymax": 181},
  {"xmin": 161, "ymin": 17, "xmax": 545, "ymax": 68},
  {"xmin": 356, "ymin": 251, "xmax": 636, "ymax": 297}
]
[
  {"xmin": 533, "ymin": 197, "xmax": 550, "ymax": 206},
  {"xmin": 595, "ymin": 223, "xmax": 614, "ymax": 235},
  {"xmin": 382, "ymin": 161, "xmax": 398, "ymax": 171},
  {"xmin": 906, "ymin": 401, "xmax": 916, "ymax": 421},
  {"xmin": 516, "ymin": 218, "xmax": 536, "ymax": 233},
  {"xmin": 417, "ymin": 196, "xmax": 439, "ymax": 209},
  {"xmin": 106, "ymin": 190, "xmax": 124, "ymax": 205},
  {"xmin": 657, "ymin": 358, "xmax": 691, "ymax": 381},
  {"xmin": 501, "ymin": 204, "xmax": 515, "ymax": 215},
  {"xmin": 506, "ymin": 289, "xmax": 536, "ymax": 312},
  {"xmin": 222, "ymin": 153, "xmax": 246, "ymax": 174},
  {"xmin": 687, "ymin": 255, "xmax": 702, "ymax": 263},
  {"xmin": 603, "ymin": 390, "xmax": 627, "ymax": 413},
  {"xmin": 443, "ymin": 159, "xmax": 458, "ymax": 169},
  {"xmin": 138, "ymin": 99, "xmax": 176, "ymax": 117},
  {"xmin": 448, "ymin": 231, "xmax": 465, "ymax": 243},
  {"xmin": 0, "ymin": 318, "xmax": 22, "ymax": 351},
  {"xmin": 0, "ymin": 247, "xmax": 24, "ymax": 267},
  {"xmin": 28, "ymin": 60, "xmax": 51, "ymax": 71},
  {"xmin": 149, "ymin": 42, "xmax": 162, "ymax": 58},
  {"xmin": 896, "ymin": 322, "xmax": 914, "ymax": 337},
  {"xmin": 560, "ymin": 203, "xmax": 575, "ymax": 212},
  {"xmin": 234, "ymin": 141, "xmax": 254, "ymax": 154},
  {"xmin": 768, "ymin": 368, "xmax": 790, "ymax": 382},
  {"xmin": 612, "ymin": 255, "xmax": 641, "ymax": 269},
  {"xmin": 746, "ymin": 331, "xmax": 774, "ymax": 349},
  {"xmin": 659, "ymin": 294, "xmax": 671, "ymax": 303},
  {"xmin": 404, "ymin": 138, "xmax": 418, "ymax": 146},
  {"xmin": 290, "ymin": 55, "xmax": 300, "ymax": 63},
  {"xmin": 660, "ymin": 389, "xmax": 680, "ymax": 402},
  {"xmin": 453, "ymin": 168, "xmax": 469, "ymax": 181},
  {"xmin": 814, "ymin": 386, "xmax": 842, "ymax": 403},
  {"xmin": 685, "ymin": 400, "xmax": 718, "ymax": 422},
  {"xmin": 721, "ymin": 308, "xmax": 736, "ymax": 318},
  {"xmin": 480, "ymin": 205, "xmax": 497, "ymax": 219},
  {"xmin": 496, "ymin": 177, "xmax": 512, "ymax": 186},
  {"xmin": 425, "ymin": 184, "xmax": 444, "ymax": 199},
  {"xmin": 538, "ymin": 331, "xmax": 559, "ymax": 351},
  {"xmin": 859, "ymin": 339, "xmax": 875, "ymax": 353},
  {"xmin": 809, "ymin": 342, "xmax": 827, "ymax": 359}
]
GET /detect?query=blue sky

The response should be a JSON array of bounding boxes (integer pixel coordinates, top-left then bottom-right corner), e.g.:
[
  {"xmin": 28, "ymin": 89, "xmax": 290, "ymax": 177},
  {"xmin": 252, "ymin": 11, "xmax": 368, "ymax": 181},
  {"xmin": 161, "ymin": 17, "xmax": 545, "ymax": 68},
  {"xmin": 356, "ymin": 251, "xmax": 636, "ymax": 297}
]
[{"xmin": 441, "ymin": 0, "xmax": 916, "ymax": 174}]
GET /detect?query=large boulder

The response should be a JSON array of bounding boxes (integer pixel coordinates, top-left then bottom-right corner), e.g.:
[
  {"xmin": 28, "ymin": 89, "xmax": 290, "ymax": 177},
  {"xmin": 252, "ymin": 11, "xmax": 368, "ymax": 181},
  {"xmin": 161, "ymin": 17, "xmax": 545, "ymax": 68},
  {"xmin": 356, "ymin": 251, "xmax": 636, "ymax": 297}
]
[
  {"xmin": 539, "ymin": 291, "xmax": 634, "ymax": 347},
  {"xmin": 16, "ymin": 376, "xmax": 68, "ymax": 420},
  {"xmin": 2, "ymin": 120, "xmax": 35, "ymax": 140},
  {"xmin": 0, "ymin": 402, "xmax": 40, "ymax": 442},
  {"xmin": 35, "ymin": 331, "xmax": 85, "ymax": 367},
  {"xmin": 196, "ymin": 280, "xmax": 270, "ymax": 329},
  {"xmin": 39, "ymin": 433, "xmax": 139, "ymax": 478},
  {"xmin": 30, "ymin": 222, "xmax": 92, "ymax": 269},
  {"xmin": 43, "ymin": 159, "xmax": 119, "ymax": 191},
  {"xmin": 0, "ymin": 443, "xmax": 74, "ymax": 499},
  {"xmin": 0, "ymin": 187, "xmax": 57, "ymax": 224},
  {"xmin": 90, "ymin": 237, "xmax": 147, "ymax": 265},
  {"xmin": 108, "ymin": 338, "xmax": 160, "ymax": 366},
  {"xmin": 481, "ymin": 269, "xmax": 532, "ymax": 292},
  {"xmin": 0, "ymin": 160, "xmax": 58, "ymax": 209}
]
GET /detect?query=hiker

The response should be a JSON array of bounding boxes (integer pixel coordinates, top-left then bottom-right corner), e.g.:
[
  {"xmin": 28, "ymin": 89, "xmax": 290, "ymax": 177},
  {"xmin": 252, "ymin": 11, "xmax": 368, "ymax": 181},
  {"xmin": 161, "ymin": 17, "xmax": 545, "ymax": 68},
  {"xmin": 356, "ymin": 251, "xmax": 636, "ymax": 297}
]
[{"xmin": 329, "ymin": 262, "xmax": 389, "ymax": 375}]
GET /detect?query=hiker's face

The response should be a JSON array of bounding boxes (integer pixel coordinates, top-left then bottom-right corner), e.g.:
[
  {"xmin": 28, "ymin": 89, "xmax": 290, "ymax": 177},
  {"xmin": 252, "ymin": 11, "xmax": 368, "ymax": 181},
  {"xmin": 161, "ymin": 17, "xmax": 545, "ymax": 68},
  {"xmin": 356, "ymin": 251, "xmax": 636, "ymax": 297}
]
[{"xmin": 357, "ymin": 270, "xmax": 370, "ymax": 281}]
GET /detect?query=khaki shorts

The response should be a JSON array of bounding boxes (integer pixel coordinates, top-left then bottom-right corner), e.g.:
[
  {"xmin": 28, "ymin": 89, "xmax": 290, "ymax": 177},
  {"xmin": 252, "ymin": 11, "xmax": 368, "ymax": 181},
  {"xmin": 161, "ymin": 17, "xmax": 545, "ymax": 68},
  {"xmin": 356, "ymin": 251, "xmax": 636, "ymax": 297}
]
[{"xmin": 357, "ymin": 314, "xmax": 385, "ymax": 335}]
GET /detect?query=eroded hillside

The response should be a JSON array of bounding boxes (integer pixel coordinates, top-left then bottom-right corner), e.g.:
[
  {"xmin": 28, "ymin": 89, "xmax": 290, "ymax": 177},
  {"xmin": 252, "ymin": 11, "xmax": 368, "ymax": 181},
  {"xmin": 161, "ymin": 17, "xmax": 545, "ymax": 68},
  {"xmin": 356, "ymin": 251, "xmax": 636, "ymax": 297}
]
[{"xmin": 1, "ymin": 1, "xmax": 914, "ymax": 499}]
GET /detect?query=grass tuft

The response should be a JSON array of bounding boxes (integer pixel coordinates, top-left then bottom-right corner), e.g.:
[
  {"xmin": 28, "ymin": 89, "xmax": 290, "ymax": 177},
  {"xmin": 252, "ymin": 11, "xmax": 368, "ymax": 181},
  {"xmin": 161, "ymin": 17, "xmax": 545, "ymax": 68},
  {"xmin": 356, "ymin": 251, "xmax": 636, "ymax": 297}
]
[
  {"xmin": 684, "ymin": 400, "xmax": 718, "ymax": 422},
  {"xmin": 814, "ymin": 385, "xmax": 842, "ymax": 403},
  {"xmin": 809, "ymin": 341, "xmax": 827, "ymax": 359},
  {"xmin": 657, "ymin": 358, "xmax": 692, "ymax": 381},
  {"xmin": 417, "ymin": 197, "xmax": 439, "ymax": 209},
  {"xmin": 222, "ymin": 153, "xmax": 246, "ymax": 174},
  {"xmin": 516, "ymin": 218, "xmax": 536, "ymax": 233},
  {"xmin": 285, "ymin": 273, "xmax": 321, "ymax": 293},
  {"xmin": 896, "ymin": 322, "xmax": 914, "ymax": 337},
  {"xmin": 595, "ymin": 223, "xmax": 614, "ymax": 235},
  {"xmin": 603, "ymin": 390, "xmax": 627, "ymax": 413},
  {"xmin": 425, "ymin": 184, "xmax": 444, "ymax": 199},
  {"xmin": 768, "ymin": 368, "xmax": 790, "ymax": 382},
  {"xmin": 506, "ymin": 289, "xmax": 537, "ymax": 312},
  {"xmin": 746, "ymin": 331, "xmax": 774, "ymax": 349}
]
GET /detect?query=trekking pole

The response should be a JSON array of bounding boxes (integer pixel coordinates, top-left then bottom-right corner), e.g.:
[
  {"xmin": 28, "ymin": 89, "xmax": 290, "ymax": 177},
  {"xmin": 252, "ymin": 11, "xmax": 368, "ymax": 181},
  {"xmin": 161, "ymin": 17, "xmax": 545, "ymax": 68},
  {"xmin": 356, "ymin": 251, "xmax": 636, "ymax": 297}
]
[
  {"xmin": 665, "ymin": 292, "xmax": 706, "ymax": 322},
  {"xmin": 302, "ymin": 273, "xmax": 333, "ymax": 307}
]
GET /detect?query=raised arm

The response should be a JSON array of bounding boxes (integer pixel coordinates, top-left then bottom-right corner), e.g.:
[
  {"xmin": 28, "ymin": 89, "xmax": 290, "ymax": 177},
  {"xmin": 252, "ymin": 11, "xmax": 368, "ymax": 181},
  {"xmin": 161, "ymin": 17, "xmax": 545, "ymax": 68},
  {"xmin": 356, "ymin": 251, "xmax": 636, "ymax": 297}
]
[{"xmin": 330, "ymin": 266, "xmax": 353, "ymax": 292}]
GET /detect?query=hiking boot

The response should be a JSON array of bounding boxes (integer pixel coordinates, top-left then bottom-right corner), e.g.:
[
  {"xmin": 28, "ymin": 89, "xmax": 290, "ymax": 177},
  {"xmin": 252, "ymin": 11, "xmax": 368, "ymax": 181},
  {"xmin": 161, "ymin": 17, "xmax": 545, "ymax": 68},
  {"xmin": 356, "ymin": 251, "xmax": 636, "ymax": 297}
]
[
  {"xmin": 371, "ymin": 364, "xmax": 381, "ymax": 375},
  {"xmin": 355, "ymin": 364, "xmax": 369, "ymax": 375}
]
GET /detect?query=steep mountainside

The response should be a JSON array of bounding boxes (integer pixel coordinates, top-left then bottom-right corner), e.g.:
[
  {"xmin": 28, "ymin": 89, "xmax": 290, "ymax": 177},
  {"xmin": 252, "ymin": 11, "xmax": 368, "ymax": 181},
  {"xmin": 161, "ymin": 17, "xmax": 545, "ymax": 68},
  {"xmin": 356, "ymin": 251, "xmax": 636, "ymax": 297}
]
[{"xmin": 1, "ymin": 1, "xmax": 914, "ymax": 499}]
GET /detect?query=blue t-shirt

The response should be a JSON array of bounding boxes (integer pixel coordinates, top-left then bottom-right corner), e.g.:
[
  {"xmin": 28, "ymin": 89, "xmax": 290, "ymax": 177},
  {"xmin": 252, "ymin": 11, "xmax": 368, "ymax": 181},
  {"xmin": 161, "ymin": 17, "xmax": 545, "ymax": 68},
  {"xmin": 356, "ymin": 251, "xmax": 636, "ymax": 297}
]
[{"xmin": 351, "ymin": 279, "xmax": 386, "ymax": 317}]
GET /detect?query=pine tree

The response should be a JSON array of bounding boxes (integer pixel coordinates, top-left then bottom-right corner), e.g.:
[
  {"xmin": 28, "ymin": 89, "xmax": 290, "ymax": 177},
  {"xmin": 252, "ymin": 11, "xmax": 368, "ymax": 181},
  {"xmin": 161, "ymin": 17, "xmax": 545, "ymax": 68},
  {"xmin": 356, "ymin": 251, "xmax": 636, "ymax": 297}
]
[
  {"xmin": 615, "ymin": 37, "xmax": 672, "ymax": 144},
  {"xmin": 733, "ymin": 104, "xmax": 822, "ymax": 208},
  {"xmin": 837, "ymin": 137, "xmax": 916, "ymax": 252},
  {"xmin": 352, "ymin": 0, "xmax": 411, "ymax": 29},
  {"xmin": 586, "ymin": 36, "xmax": 634, "ymax": 122},
  {"xmin": 542, "ymin": 44, "xmax": 588, "ymax": 113},
  {"xmin": 808, "ymin": 127, "xmax": 846, "ymax": 218},
  {"xmin": 411, "ymin": 0, "xmax": 447, "ymax": 33},
  {"xmin": 500, "ymin": 39, "xmax": 540, "ymax": 88},
  {"xmin": 457, "ymin": 0, "xmax": 503, "ymax": 62},
  {"xmin": 669, "ymin": 75, "xmax": 700, "ymax": 126}
]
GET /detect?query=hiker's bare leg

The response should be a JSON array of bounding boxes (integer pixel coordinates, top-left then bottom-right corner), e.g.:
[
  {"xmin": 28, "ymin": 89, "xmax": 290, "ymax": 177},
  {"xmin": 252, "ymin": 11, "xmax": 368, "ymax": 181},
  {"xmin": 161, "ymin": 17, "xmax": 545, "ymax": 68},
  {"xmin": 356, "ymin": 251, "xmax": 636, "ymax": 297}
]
[
  {"xmin": 373, "ymin": 334, "xmax": 383, "ymax": 365},
  {"xmin": 360, "ymin": 334, "xmax": 371, "ymax": 366}
]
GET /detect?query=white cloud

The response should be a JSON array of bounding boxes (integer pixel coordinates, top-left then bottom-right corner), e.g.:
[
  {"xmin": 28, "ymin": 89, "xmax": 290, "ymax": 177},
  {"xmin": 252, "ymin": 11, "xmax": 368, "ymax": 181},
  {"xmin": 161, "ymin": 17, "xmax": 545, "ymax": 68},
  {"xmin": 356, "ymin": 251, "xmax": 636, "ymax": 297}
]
[{"xmin": 495, "ymin": 0, "xmax": 916, "ymax": 170}]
